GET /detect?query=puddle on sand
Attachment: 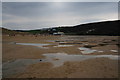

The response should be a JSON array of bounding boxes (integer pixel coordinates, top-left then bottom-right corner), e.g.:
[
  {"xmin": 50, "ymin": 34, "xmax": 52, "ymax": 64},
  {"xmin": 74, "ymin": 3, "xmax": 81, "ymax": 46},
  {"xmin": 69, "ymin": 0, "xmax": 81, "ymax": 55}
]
[
  {"xmin": 78, "ymin": 47, "xmax": 104, "ymax": 54},
  {"xmin": 3, "ymin": 53, "xmax": 119, "ymax": 77},
  {"xmin": 42, "ymin": 53, "xmax": 119, "ymax": 67},
  {"xmin": 54, "ymin": 45, "xmax": 73, "ymax": 47},
  {"xmin": 46, "ymin": 40, "xmax": 55, "ymax": 42},
  {"xmin": 15, "ymin": 43, "xmax": 50, "ymax": 49},
  {"xmin": 110, "ymin": 50, "xmax": 118, "ymax": 53},
  {"xmin": 3, "ymin": 59, "xmax": 40, "ymax": 78}
]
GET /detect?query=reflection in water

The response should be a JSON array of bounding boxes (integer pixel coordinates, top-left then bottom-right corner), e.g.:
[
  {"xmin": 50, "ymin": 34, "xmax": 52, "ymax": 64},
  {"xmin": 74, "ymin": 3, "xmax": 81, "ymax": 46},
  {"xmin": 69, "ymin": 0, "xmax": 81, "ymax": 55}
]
[
  {"xmin": 15, "ymin": 43, "xmax": 50, "ymax": 49},
  {"xmin": 3, "ymin": 53, "xmax": 119, "ymax": 78},
  {"xmin": 3, "ymin": 59, "xmax": 40, "ymax": 78},
  {"xmin": 42, "ymin": 53, "xmax": 119, "ymax": 67},
  {"xmin": 78, "ymin": 47, "xmax": 104, "ymax": 54},
  {"xmin": 54, "ymin": 45, "xmax": 73, "ymax": 47},
  {"xmin": 110, "ymin": 50, "xmax": 118, "ymax": 53}
]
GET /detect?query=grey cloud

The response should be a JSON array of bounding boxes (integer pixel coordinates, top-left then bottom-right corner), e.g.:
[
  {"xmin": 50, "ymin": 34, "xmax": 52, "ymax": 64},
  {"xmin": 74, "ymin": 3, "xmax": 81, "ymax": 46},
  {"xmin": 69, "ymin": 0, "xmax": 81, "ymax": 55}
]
[
  {"xmin": 2, "ymin": 2, "xmax": 118, "ymax": 30},
  {"xmin": 2, "ymin": 0, "xmax": 120, "ymax": 2},
  {"xmin": 3, "ymin": 2, "xmax": 118, "ymax": 17},
  {"xmin": 0, "ymin": 2, "xmax": 2, "ymax": 26}
]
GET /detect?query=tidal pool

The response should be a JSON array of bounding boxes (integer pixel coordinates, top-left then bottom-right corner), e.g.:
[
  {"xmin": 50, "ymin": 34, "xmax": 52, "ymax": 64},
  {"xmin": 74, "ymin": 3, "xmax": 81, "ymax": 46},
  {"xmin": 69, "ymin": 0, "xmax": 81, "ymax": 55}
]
[
  {"xmin": 3, "ymin": 53, "xmax": 119, "ymax": 77},
  {"xmin": 78, "ymin": 47, "xmax": 104, "ymax": 54},
  {"xmin": 15, "ymin": 43, "xmax": 50, "ymax": 49},
  {"xmin": 3, "ymin": 59, "xmax": 40, "ymax": 78},
  {"xmin": 54, "ymin": 45, "xmax": 73, "ymax": 47},
  {"xmin": 46, "ymin": 40, "xmax": 55, "ymax": 42},
  {"xmin": 42, "ymin": 53, "xmax": 119, "ymax": 67},
  {"xmin": 110, "ymin": 50, "xmax": 118, "ymax": 53}
]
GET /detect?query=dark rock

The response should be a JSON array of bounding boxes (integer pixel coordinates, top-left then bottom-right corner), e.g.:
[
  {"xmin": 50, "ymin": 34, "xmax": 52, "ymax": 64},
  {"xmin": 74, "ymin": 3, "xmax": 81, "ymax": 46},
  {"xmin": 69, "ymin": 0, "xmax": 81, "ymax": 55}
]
[
  {"xmin": 98, "ymin": 43, "xmax": 108, "ymax": 46},
  {"xmin": 84, "ymin": 45, "xmax": 97, "ymax": 48},
  {"xmin": 40, "ymin": 60, "xmax": 42, "ymax": 61}
]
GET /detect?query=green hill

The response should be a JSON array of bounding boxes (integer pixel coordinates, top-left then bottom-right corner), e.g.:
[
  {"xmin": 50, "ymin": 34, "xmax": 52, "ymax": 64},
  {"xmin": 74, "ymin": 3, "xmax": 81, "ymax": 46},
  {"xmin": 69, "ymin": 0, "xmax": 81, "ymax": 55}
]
[{"xmin": 2, "ymin": 20, "xmax": 119, "ymax": 36}]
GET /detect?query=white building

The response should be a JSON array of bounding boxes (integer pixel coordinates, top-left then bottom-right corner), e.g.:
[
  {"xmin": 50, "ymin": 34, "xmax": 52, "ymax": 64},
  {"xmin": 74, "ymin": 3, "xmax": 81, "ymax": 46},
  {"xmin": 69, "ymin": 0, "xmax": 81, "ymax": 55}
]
[{"xmin": 53, "ymin": 32, "xmax": 64, "ymax": 35}]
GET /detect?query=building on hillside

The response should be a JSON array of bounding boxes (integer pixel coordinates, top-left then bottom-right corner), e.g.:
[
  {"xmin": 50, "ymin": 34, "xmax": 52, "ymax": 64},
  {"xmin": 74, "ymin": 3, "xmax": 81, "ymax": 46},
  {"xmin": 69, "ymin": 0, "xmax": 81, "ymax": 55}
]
[{"xmin": 53, "ymin": 32, "xmax": 64, "ymax": 35}]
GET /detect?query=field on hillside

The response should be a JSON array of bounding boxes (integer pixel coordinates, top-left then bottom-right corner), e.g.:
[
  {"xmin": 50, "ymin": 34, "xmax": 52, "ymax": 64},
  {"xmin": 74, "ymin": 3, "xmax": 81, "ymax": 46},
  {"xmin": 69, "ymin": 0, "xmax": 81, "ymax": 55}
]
[{"xmin": 2, "ymin": 35, "xmax": 119, "ymax": 78}]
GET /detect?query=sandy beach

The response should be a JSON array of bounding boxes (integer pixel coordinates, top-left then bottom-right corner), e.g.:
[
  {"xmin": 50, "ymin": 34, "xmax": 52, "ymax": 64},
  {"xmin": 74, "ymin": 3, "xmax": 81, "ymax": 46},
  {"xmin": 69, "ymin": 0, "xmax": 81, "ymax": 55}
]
[{"xmin": 2, "ymin": 35, "xmax": 119, "ymax": 78}]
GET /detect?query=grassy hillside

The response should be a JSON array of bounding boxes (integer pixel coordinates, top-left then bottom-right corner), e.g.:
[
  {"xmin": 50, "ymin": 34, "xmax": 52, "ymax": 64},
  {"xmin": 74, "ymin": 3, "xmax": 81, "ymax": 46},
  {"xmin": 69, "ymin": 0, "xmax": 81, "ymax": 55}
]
[
  {"xmin": 2, "ymin": 20, "xmax": 119, "ymax": 36},
  {"xmin": 53, "ymin": 20, "xmax": 119, "ymax": 35},
  {"xmin": 2, "ymin": 28, "xmax": 28, "ymax": 35}
]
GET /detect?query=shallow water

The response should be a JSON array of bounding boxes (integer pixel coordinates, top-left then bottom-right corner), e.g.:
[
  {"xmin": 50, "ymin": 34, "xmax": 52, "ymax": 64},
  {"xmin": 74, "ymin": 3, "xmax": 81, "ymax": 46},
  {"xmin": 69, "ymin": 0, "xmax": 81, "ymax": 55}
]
[
  {"xmin": 3, "ymin": 53, "xmax": 119, "ymax": 77},
  {"xmin": 46, "ymin": 40, "xmax": 55, "ymax": 42},
  {"xmin": 110, "ymin": 50, "xmax": 118, "ymax": 53},
  {"xmin": 15, "ymin": 43, "xmax": 50, "ymax": 49},
  {"xmin": 3, "ymin": 59, "xmax": 40, "ymax": 77},
  {"xmin": 42, "ymin": 53, "xmax": 119, "ymax": 67},
  {"xmin": 54, "ymin": 45, "xmax": 73, "ymax": 47},
  {"xmin": 78, "ymin": 47, "xmax": 104, "ymax": 54}
]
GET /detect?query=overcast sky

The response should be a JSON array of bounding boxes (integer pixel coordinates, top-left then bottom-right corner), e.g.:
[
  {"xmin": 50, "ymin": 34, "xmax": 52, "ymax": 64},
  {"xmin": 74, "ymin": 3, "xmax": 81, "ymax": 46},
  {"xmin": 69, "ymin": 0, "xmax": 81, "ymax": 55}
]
[
  {"xmin": 2, "ymin": 2, "xmax": 118, "ymax": 30},
  {"xmin": 2, "ymin": 0, "xmax": 120, "ymax": 2}
]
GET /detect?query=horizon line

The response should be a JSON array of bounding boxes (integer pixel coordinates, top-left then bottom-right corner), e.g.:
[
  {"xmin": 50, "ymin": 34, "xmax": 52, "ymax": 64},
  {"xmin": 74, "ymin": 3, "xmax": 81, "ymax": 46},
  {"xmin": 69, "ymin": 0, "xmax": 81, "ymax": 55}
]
[{"xmin": 1, "ymin": 19, "xmax": 119, "ymax": 30}]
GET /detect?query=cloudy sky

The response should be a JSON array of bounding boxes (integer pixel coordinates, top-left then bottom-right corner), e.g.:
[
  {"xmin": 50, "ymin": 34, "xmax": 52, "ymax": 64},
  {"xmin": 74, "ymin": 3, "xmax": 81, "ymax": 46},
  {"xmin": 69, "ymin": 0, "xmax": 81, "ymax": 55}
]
[{"xmin": 2, "ymin": 2, "xmax": 118, "ymax": 30}]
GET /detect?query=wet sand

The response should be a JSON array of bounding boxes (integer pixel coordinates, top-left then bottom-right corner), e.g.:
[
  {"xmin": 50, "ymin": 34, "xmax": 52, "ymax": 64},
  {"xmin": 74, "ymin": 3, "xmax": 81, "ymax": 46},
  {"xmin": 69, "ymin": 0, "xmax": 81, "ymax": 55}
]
[
  {"xmin": 11, "ymin": 58, "xmax": 118, "ymax": 78},
  {"xmin": 2, "ymin": 35, "xmax": 119, "ymax": 78}
]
